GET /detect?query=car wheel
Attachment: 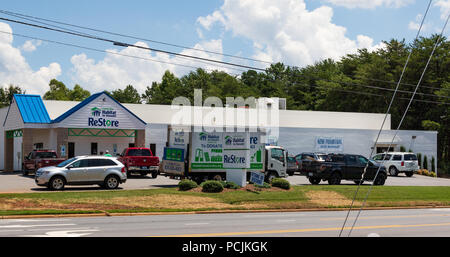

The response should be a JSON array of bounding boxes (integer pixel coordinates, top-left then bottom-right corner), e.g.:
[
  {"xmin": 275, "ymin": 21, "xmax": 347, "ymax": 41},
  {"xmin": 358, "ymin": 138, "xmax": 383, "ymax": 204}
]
[
  {"xmin": 104, "ymin": 175, "xmax": 120, "ymax": 189},
  {"xmin": 151, "ymin": 172, "xmax": 158, "ymax": 179},
  {"xmin": 309, "ymin": 177, "xmax": 321, "ymax": 185},
  {"xmin": 22, "ymin": 168, "xmax": 29, "ymax": 176},
  {"xmin": 389, "ymin": 166, "xmax": 398, "ymax": 176},
  {"xmin": 48, "ymin": 176, "xmax": 65, "ymax": 191},
  {"xmin": 405, "ymin": 171, "xmax": 414, "ymax": 177},
  {"xmin": 328, "ymin": 173, "xmax": 341, "ymax": 185},
  {"xmin": 374, "ymin": 173, "xmax": 386, "ymax": 186},
  {"xmin": 354, "ymin": 180, "xmax": 364, "ymax": 185}
]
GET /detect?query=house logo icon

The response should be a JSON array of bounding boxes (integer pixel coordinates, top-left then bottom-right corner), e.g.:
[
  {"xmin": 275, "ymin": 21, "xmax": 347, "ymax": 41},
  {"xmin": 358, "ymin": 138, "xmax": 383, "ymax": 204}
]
[
  {"xmin": 91, "ymin": 107, "xmax": 101, "ymax": 117},
  {"xmin": 199, "ymin": 132, "xmax": 207, "ymax": 141},
  {"xmin": 225, "ymin": 136, "xmax": 232, "ymax": 145}
]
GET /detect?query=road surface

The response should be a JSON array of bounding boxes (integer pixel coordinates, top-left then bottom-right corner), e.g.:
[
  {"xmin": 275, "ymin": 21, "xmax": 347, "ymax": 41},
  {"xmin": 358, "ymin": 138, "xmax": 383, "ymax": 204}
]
[{"xmin": 1, "ymin": 208, "xmax": 450, "ymax": 237}]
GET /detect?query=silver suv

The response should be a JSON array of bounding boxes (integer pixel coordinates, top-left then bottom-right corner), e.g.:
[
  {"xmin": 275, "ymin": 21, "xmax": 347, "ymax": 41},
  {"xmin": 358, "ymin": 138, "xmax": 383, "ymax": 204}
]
[
  {"xmin": 372, "ymin": 152, "xmax": 419, "ymax": 177},
  {"xmin": 35, "ymin": 156, "xmax": 126, "ymax": 190}
]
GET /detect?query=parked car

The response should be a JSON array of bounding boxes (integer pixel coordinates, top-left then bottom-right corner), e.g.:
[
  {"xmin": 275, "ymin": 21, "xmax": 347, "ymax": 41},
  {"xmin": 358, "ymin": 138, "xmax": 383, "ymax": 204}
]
[
  {"xmin": 22, "ymin": 150, "xmax": 66, "ymax": 176},
  {"xmin": 294, "ymin": 152, "xmax": 328, "ymax": 176},
  {"xmin": 306, "ymin": 154, "xmax": 387, "ymax": 185},
  {"xmin": 287, "ymin": 156, "xmax": 299, "ymax": 176},
  {"xmin": 118, "ymin": 147, "xmax": 160, "ymax": 178},
  {"xmin": 371, "ymin": 152, "xmax": 419, "ymax": 177},
  {"xmin": 35, "ymin": 156, "xmax": 126, "ymax": 190}
]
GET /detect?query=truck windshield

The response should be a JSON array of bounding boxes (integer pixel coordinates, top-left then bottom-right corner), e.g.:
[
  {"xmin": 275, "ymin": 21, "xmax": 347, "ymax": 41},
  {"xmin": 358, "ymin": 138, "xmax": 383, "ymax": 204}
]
[
  {"xmin": 56, "ymin": 158, "xmax": 77, "ymax": 167},
  {"xmin": 35, "ymin": 152, "xmax": 57, "ymax": 158},
  {"xmin": 127, "ymin": 149, "xmax": 152, "ymax": 156}
]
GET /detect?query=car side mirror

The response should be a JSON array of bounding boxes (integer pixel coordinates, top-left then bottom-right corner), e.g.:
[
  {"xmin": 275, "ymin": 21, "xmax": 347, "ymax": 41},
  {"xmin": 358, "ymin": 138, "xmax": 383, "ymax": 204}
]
[{"xmin": 67, "ymin": 165, "xmax": 73, "ymax": 170}]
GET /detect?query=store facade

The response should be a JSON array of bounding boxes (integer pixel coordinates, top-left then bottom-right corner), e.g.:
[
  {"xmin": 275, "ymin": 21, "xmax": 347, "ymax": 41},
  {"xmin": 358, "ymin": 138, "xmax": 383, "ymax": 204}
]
[{"xmin": 1, "ymin": 92, "xmax": 146, "ymax": 172}]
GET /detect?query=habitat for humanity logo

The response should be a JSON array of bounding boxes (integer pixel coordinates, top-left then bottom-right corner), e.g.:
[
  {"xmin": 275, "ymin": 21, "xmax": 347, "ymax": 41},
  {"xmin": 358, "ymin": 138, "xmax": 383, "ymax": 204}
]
[
  {"xmin": 89, "ymin": 107, "xmax": 119, "ymax": 127},
  {"xmin": 225, "ymin": 136, "xmax": 233, "ymax": 145}
]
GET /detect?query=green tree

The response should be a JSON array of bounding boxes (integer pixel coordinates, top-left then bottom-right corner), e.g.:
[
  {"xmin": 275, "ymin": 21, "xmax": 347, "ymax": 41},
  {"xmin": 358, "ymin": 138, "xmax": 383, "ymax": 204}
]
[
  {"xmin": 68, "ymin": 84, "xmax": 91, "ymax": 101},
  {"xmin": 43, "ymin": 79, "xmax": 71, "ymax": 100},
  {"xmin": 0, "ymin": 84, "xmax": 25, "ymax": 107},
  {"xmin": 111, "ymin": 85, "xmax": 141, "ymax": 104}
]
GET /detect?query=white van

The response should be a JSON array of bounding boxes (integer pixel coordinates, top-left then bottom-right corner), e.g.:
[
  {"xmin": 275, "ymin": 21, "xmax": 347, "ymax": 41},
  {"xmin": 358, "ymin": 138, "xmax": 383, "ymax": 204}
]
[{"xmin": 371, "ymin": 152, "xmax": 419, "ymax": 177}]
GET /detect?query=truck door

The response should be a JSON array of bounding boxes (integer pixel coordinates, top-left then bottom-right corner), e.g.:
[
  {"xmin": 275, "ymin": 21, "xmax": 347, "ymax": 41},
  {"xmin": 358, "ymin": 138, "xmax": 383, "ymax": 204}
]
[{"xmin": 268, "ymin": 148, "xmax": 287, "ymax": 177}]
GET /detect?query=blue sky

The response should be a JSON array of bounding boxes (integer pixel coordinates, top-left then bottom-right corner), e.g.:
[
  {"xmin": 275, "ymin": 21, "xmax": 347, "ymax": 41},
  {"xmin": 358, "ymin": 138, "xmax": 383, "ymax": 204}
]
[{"xmin": 0, "ymin": 0, "xmax": 448, "ymax": 95}]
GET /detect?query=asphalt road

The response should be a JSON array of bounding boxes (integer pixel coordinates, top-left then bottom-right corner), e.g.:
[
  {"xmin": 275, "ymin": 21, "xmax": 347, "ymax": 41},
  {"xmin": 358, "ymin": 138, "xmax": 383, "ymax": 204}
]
[
  {"xmin": 0, "ymin": 172, "xmax": 449, "ymax": 193},
  {"xmin": 1, "ymin": 208, "xmax": 450, "ymax": 237}
]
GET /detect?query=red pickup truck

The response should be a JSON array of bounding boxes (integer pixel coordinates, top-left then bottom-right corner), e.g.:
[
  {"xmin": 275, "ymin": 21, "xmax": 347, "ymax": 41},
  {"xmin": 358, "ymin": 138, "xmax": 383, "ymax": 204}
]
[
  {"xmin": 22, "ymin": 150, "xmax": 66, "ymax": 176},
  {"xmin": 118, "ymin": 147, "xmax": 160, "ymax": 178}
]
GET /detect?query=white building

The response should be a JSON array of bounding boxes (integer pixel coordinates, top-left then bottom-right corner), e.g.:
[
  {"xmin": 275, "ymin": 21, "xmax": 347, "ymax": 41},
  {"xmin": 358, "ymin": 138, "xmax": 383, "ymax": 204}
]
[{"xmin": 0, "ymin": 91, "xmax": 437, "ymax": 172}]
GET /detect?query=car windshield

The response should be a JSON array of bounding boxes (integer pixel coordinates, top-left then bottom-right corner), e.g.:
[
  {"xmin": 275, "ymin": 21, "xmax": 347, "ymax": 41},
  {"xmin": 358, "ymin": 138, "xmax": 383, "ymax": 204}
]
[
  {"xmin": 35, "ymin": 152, "xmax": 57, "ymax": 158},
  {"xmin": 56, "ymin": 158, "xmax": 77, "ymax": 167},
  {"xmin": 127, "ymin": 149, "xmax": 152, "ymax": 156},
  {"xmin": 287, "ymin": 157, "xmax": 296, "ymax": 163}
]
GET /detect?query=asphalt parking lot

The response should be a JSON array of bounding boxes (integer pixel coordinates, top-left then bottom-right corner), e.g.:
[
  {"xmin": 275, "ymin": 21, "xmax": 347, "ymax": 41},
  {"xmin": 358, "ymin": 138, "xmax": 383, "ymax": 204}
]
[{"xmin": 0, "ymin": 171, "xmax": 449, "ymax": 193}]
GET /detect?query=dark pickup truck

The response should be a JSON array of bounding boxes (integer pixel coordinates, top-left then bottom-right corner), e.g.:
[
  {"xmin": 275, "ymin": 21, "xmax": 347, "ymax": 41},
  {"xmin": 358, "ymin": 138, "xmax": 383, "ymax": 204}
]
[
  {"xmin": 306, "ymin": 154, "xmax": 387, "ymax": 185},
  {"xmin": 118, "ymin": 147, "xmax": 160, "ymax": 178},
  {"xmin": 22, "ymin": 150, "xmax": 66, "ymax": 176}
]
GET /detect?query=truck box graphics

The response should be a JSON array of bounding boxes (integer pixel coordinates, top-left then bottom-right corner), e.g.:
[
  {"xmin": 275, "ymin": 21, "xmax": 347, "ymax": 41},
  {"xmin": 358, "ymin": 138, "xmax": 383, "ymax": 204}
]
[{"xmin": 188, "ymin": 131, "xmax": 264, "ymax": 172}]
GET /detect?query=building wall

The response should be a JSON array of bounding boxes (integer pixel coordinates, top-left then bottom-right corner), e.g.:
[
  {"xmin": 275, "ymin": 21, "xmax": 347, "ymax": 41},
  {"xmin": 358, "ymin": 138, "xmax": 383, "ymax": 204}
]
[
  {"xmin": 67, "ymin": 136, "xmax": 135, "ymax": 157},
  {"xmin": 0, "ymin": 107, "xmax": 7, "ymax": 170},
  {"xmin": 145, "ymin": 124, "xmax": 168, "ymax": 159},
  {"xmin": 277, "ymin": 127, "xmax": 438, "ymax": 170}
]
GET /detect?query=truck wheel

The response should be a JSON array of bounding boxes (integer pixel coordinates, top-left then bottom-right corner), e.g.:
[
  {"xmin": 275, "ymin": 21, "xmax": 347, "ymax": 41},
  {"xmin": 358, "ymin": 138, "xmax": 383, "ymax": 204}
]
[
  {"xmin": 309, "ymin": 178, "xmax": 321, "ymax": 185},
  {"xmin": 354, "ymin": 180, "xmax": 364, "ymax": 185},
  {"xmin": 328, "ymin": 173, "xmax": 341, "ymax": 185},
  {"xmin": 405, "ymin": 171, "xmax": 413, "ymax": 177},
  {"xmin": 151, "ymin": 172, "xmax": 158, "ymax": 179},
  {"xmin": 266, "ymin": 172, "xmax": 278, "ymax": 183},
  {"xmin": 389, "ymin": 166, "xmax": 398, "ymax": 176},
  {"xmin": 48, "ymin": 176, "xmax": 65, "ymax": 191},
  {"xmin": 212, "ymin": 174, "xmax": 223, "ymax": 181},
  {"xmin": 374, "ymin": 173, "xmax": 386, "ymax": 186}
]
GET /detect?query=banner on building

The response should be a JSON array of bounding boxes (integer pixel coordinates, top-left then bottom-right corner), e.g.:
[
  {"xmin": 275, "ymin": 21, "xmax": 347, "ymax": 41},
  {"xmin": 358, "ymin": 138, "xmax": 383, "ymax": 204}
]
[{"xmin": 315, "ymin": 137, "xmax": 344, "ymax": 152}]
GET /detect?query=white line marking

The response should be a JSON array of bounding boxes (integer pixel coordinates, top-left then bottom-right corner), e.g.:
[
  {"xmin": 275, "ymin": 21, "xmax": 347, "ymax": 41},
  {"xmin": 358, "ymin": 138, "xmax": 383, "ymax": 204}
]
[
  {"xmin": 276, "ymin": 220, "xmax": 296, "ymax": 223},
  {"xmin": 23, "ymin": 229, "xmax": 99, "ymax": 237},
  {"xmin": 0, "ymin": 224, "xmax": 76, "ymax": 229},
  {"xmin": 185, "ymin": 223, "xmax": 210, "ymax": 226}
]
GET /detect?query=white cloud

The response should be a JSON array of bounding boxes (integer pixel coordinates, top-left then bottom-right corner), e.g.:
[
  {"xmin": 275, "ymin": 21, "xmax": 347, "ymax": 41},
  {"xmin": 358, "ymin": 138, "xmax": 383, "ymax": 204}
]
[
  {"xmin": 197, "ymin": 0, "xmax": 384, "ymax": 68},
  {"xmin": 323, "ymin": 0, "xmax": 414, "ymax": 9},
  {"xmin": 435, "ymin": 0, "xmax": 450, "ymax": 20},
  {"xmin": 0, "ymin": 22, "xmax": 61, "ymax": 95},
  {"xmin": 69, "ymin": 39, "xmax": 228, "ymax": 94},
  {"xmin": 20, "ymin": 40, "xmax": 42, "ymax": 52}
]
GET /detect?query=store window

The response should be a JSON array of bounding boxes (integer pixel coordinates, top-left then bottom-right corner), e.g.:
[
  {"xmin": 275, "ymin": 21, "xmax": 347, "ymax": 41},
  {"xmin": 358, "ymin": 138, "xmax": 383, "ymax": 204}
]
[{"xmin": 34, "ymin": 143, "xmax": 43, "ymax": 150}]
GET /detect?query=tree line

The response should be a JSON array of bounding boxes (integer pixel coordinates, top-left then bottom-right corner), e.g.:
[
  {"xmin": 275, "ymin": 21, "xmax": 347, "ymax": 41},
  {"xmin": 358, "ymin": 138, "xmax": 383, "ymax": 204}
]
[{"xmin": 0, "ymin": 35, "xmax": 448, "ymax": 171}]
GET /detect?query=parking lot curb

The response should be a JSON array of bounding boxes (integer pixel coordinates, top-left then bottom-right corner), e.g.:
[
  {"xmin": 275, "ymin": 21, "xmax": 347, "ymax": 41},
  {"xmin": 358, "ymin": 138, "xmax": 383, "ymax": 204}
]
[{"xmin": 1, "ymin": 205, "xmax": 449, "ymax": 219}]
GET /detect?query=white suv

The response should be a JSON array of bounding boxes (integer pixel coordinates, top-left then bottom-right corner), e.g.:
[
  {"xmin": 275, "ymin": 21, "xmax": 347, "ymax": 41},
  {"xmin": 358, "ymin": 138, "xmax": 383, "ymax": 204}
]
[{"xmin": 371, "ymin": 152, "xmax": 419, "ymax": 177}]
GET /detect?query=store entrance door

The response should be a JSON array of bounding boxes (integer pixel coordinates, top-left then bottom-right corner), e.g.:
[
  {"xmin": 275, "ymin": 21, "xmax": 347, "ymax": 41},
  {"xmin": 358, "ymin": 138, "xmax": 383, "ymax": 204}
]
[{"xmin": 68, "ymin": 142, "xmax": 75, "ymax": 158}]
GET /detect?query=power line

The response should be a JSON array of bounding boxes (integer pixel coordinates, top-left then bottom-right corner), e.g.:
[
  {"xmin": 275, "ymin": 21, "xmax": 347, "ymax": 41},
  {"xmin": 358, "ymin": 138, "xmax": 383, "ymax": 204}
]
[
  {"xmin": 348, "ymin": 12, "xmax": 450, "ymax": 237},
  {"xmin": 0, "ymin": 30, "xmax": 243, "ymax": 76},
  {"xmin": 0, "ymin": 9, "xmax": 274, "ymax": 65},
  {"xmin": 0, "ymin": 16, "xmax": 267, "ymax": 72}
]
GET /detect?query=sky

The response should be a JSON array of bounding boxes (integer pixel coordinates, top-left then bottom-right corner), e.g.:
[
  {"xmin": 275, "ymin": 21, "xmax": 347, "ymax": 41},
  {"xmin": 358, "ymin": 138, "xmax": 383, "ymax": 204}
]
[{"xmin": 0, "ymin": 0, "xmax": 449, "ymax": 95}]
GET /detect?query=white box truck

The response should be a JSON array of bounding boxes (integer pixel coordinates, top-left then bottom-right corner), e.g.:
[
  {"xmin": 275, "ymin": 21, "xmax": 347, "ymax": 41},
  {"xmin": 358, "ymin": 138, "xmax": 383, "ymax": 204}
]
[{"xmin": 160, "ymin": 127, "xmax": 287, "ymax": 184}]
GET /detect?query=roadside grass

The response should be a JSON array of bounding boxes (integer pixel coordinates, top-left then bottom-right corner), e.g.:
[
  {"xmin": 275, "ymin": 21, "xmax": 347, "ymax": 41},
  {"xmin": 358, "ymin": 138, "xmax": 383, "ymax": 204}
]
[{"xmin": 0, "ymin": 186, "xmax": 449, "ymax": 216}]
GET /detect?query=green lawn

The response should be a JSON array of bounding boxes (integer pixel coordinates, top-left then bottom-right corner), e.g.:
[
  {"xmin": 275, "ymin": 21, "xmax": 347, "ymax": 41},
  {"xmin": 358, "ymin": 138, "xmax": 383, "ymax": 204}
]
[{"xmin": 0, "ymin": 186, "xmax": 449, "ymax": 216}]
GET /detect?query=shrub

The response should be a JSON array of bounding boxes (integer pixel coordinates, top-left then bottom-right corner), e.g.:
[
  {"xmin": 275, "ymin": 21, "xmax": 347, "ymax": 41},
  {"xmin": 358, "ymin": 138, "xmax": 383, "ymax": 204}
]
[
  {"xmin": 417, "ymin": 169, "xmax": 423, "ymax": 175},
  {"xmin": 417, "ymin": 153, "xmax": 422, "ymax": 168},
  {"xmin": 271, "ymin": 178, "xmax": 290, "ymax": 190},
  {"xmin": 422, "ymin": 169, "xmax": 430, "ymax": 176},
  {"xmin": 430, "ymin": 172, "xmax": 437, "ymax": 178},
  {"xmin": 201, "ymin": 180, "xmax": 224, "ymax": 193},
  {"xmin": 224, "ymin": 181, "xmax": 241, "ymax": 189},
  {"xmin": 400, "ymin": 146, "xmax": 406, "ymax": 152},
  {"xmin": 423, "ymin": 155, "xmax": 428, "ymax": 170},
  {"xmin": 254, "ymin": 182, "xmax": 271, "ymax": 189},
  {"xmin": 178, "ymin": 179, "xmax": 198, "ymax": 191},
  {"xmin": 431, "ymin": 156, "xmax": 436, "ymax": 173}
]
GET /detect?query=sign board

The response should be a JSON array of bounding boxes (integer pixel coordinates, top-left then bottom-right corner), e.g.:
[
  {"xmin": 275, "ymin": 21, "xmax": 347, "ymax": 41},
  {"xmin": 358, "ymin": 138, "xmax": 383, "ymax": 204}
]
[
  {"xmin": 162, "ymin": 147, "xmax": 185, "ymax": 176},
  {"xmin": 163, "ymin": 148, "xmax": 185, "ymax": 162},
  {"xmin": 191, "ymin": 132, "xmax": 224, "ymax": 170},
  {"xmin": 223, "ymin": 132, "xmax": 250, "ymax": 169},
  {"xmin": 315, "ymin": 137, "xmax": 344, "ymax": 152},
  {"xmin": 250, "ymin": 133, "xmax": 264, "ymax": 170},
  {"xmin": 60, "ymin": 145, "xmax": 66, "ymax": 157},
  {"xmin": 250, "ymin": 172, "xmax": 265, "ymax": 186}
]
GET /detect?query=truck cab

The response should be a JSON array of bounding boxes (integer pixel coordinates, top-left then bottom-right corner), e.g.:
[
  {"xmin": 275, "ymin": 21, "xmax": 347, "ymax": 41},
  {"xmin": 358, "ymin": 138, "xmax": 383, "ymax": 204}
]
[{"xmin": 264, "ymin": 145, "xmax": 288, "ymax": 182}]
